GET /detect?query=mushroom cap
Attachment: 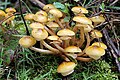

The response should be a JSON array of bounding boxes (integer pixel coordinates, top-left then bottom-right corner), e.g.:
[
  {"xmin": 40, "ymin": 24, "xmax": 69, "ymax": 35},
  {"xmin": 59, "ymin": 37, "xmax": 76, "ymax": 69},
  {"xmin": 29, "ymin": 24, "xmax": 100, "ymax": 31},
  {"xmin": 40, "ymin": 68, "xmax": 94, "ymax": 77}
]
[
  {"xmin": 29, "ymin": 22, "xmax": 44, "ymax": 29},
  {"xmin": 19, "ymin": 36, "xmax": 36, "ymax": 48},
  {"xmin": 75, "ymin": 23, "xmax": 93, "ymax": 32},
  {"xmin": 73, "ymin": 16, "xmax": 92, "ymax": 25},
  {"xmin": 0, "ymin": 10, "xmax": 6, "ymax": 16},
  {"xmin": 47, "ymin": 35, "xmax": 59, "ymax": 41},
  {"xmin": 0, "ymin": 10, "xmax": 6, "ymax": 20},
  {"xmin": 72, "ymin": 6, "xmax": 88, "ymax": 14},
  {"xmin": 31, "ymin": 28, "xmax": 48, "ymax": 41},
  {"xmin": 85, "ymin": 45, "xmax": 105, "ymax": 60},
  {"xmin": 33, "ymin": 14, "xmax": 47, "ymax": 23},
  {"xmin": 91, "ymin": 30, "xmax": 103, "ymax": 38},
  {"xmin": 5, "ymin": 7, "xmax": 16, "ymax": 13},
  {"xmin": 47, "ymin": 22, "xmax": 59, "ymax": 28},
  {"xmin": 49, "ymin": 8, "xmax": 63, "ymax": 18},
  {"xmin": 90, "ymin": 15, "xmax": 105, "ymax": 23},
  {"xmin": 57, "ymin": 62, "xmax": 76, "ymax": 76},
  {"xmin": 43, "ymin": 4, "xmax": 55, "ymax": 12},
  {"xmin": 91, "ymin": 42, "xmax": 107, "ymax": 49},
  {"xmin": 35, "ymin": 10, "xmax": 48, "ymax": 16},
  {"xmin": 57, "ymin": 29, "xmax": 75, "ymax": 37},
  {"xmin": 65, "ymin": 46, "xmax": 82, "ymax": 53},
  {"xmin": 24, "ymin": 13, "xmax": 35, "ymax": 20}
]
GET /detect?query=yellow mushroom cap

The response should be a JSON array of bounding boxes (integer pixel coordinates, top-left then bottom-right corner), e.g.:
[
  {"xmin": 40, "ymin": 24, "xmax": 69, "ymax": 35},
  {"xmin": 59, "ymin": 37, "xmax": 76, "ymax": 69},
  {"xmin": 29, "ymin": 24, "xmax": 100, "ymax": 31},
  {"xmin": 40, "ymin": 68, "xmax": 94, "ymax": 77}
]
[
  {"xmin": 91, "ymin": 42, "xmax": 107, "ymax": 49},
  {"xmin": 72, "ymin": 6, "xmax": 88, "ymax": 14},
  {"xmin": 5, "ymin": 13, "xmax": 15, "ymax": 22},
  {"xmin": 43, "ymin": 4, "xmax": 55, "ymax": 12},
  {"xmin": 85, "ymin": 45, "xmax": 105, "ymax": 60},
  {"xmin": 29, "ymin": 22, "xmax": 44, "ymax": 29},
  {"xmin": 65, "ymin": 46, "xmax": 82, "ymax": 53},
  {"xmin": 73, "ymin": 16, "xmax": 92, "ymax": 25},
  {"xmin": 91, "ymin": 30, "xmax": 103, "ymax": 38},
  {"xmin": 5, "ymin": 7, "xmax": 16, "ymax": 13},
  {"xmin": 19, "ymin": 36, "xmax": 36, "ymax": 48},
  {"xmin": 31, "ymin": 28, "xmax": 48, "ymax": 41},
  {"xmin": 49, "ymin": 8, "xmax": 63, "ymax": 18},
  {"xmin": 0, "ymin": 10, "xmax": 6, "ymax": 16},
  {"xmin": 47, "ymin": 35, "xmax": 59, "ymax": 41},
  {"xmin": 0, "ymin": 10, "xmax": 6, "ymax": 20},
  {"xmin": 75, "ymin": 23, "xmax": 93, "ymax": 32},
  {"xmin": 57, "ymin": 29, "xmax": 75, "ymax": 37},
  {"xmin": 33, "ymin": 14, "xmax": 47, "ymax": 23},
  {"xmin": 57, "ymin": 61, "xmax": 76, "ymax": 76},
  {"xmin": 47, "ymin": 22, "xmax": 59, "ymax": 28},
  {"xmin": 24, "ymin": 13, "xmax": 35, "ymax": 20},
  {"xmin": 35, "ymin": 10, "xmax": 48, "ymax": 16},
  {"xmin": 90, "ymin": 15, "xmax": 105, "ymax": 23}
]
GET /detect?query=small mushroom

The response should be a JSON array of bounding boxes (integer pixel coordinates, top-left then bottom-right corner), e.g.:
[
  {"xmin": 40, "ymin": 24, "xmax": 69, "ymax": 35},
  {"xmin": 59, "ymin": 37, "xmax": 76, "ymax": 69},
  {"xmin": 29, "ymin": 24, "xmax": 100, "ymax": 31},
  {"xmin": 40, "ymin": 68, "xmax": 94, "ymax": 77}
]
[
  {"xmin": 91, "ymin": 42, "xmax": 107, "ymax": 49},
  {"xmin": 43, "ymin": 4, "xmax": 56, "ymax": 12},
  {"xmin": 35, "ymin": 10, "xmax": 48, "ymax": 17},
  {"xmin": 85, "ymin": 45, "xmax": 105, "ymax": 60},
  {"xmin": 46, "ymin": 21, "xmax": 59, "ymax": 31},
  {"xmin": 5, "ymin": 7, "xmax": 16, "ymax": 13},
  {"xmin": 90, "ymin": 15, "xmax": 105, "ymax": 26},
  {"xmin": 0, "ymin": 10, "xmax": 6, "ymax": 20},
  {"xmin": 29, "ymin": 22, "xmax": 44, "ymax": 29},
  {"xmin": 24, "ymin": 13, "xmax": 35, "ymax": 21},
  {"xmin": 72, "ymin": 6, "xmax": 88, "ymax": 14},
  {"xmin": 19, "ymin": 36, "xmax": 36, "ymax": 48},
  {"xmin": 91, "ymin": 30, "xmax": 103, "ymax": 38},
  {"xmin": 57, "ymin": 61, "xmax": 76, "ymax": 76}
]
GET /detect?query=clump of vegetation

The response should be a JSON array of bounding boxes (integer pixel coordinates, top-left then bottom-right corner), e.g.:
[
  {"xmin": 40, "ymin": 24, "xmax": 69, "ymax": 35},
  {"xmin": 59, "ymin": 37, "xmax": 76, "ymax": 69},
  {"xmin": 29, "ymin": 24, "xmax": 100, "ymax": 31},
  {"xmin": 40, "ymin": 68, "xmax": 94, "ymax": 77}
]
[{"xmin": 0, "ymin": 0, "xmax": 120, "ymax": 79}]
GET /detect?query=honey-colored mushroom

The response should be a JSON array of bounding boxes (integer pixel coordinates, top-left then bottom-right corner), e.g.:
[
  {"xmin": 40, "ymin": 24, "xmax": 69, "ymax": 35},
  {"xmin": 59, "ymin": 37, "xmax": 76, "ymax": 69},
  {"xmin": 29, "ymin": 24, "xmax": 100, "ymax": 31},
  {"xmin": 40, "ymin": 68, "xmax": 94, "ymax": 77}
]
[
  {"xmin": 5, "ymin": 7, "xmax": 16, "ymax": 13},
  {"xmin": 85, "ymin": 45, "xmax": 105, "ymax": 60},
  {"xmin": 19, "ymin": 36, "xmax": 36, "ymax": 48},
  {"xmin": 91, "ymin": 42, "xmax": 107, "ymax": 49},
  {"xmin": 29, "ymin": 22, "xmax": 44, "ymax": 29},
  {"xmin": 57, "ymin": 61, "xmax": 76, "ymax": 76}
]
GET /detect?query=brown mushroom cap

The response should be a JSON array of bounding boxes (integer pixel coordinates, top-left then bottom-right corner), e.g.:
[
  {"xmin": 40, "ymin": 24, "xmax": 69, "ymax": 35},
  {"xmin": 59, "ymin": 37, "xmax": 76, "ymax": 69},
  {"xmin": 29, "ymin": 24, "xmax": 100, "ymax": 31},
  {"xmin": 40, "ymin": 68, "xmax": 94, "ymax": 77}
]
[
  {"xmin": 43, "ymin": 4, "xmax": 56, "ymax": 12},
  {"xmin": 73, "ymin": 16, "xmax": 92, "ymax": 25},
  {"xmin": 57, "ymin": 62, "xmax": 76, "ymax": 76},
  {"xmin": 49, "ymin": 8, "xmax": 63, "ymax": 18},
  {"xmin": 31, "ymin": 28, "xmax": 48, "ymax": 41},
  {"xmin": 72, "ymin": 6, "xmax": 88, "ymax": 14},
  {"xmin": 91, "ymin": 30, "xmax": 103, "ymax": 38},
  {"xmin": 65, "ymin": 46, "xmax": 82, "ymax": 53},
  {"xmin": 19, "ymin": 36, "xmax": 36, "ymax": 48},
  {"xmin": 29, "ymin": 22, "xmax": 44, "ymax": 29},
  {"xmin": 85, "ymin": 45, "xmax": 105, "ymax": 60},
  {"xmin": 57, "ymin": 29, "xmax": 75, "ymax": 37},
  {"xmin": 91, "ymin": 42, "xmax": 107, "ymax": 49},
  {"xmin": 24, "ymin": 13, "xmax": 35, "ymax": 21},
  {"xmin": 5, "ymin": 7, "xmax": 16, "ymax": 13}
]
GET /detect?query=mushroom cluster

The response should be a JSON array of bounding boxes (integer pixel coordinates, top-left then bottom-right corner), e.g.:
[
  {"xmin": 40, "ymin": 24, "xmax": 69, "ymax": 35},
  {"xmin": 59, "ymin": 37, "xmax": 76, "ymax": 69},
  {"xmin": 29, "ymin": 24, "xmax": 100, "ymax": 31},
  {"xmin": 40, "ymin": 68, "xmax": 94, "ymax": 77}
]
[{"xmin": 18, "ymin": 4, "xmax": 107, "ymax": 76}]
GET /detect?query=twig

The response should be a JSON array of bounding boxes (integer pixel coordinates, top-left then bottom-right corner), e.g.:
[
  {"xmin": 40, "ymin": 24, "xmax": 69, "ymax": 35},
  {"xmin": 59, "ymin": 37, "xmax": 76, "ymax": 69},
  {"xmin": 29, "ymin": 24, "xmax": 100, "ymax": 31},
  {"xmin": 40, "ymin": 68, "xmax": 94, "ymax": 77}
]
[
  {"xmin": 109, "ymin": 0, "xmax": 119, "ymax": 6},
  {"xmin": 18, "ymin": 0, "xmax": 30, "ymax": 35},
  {"xmin": 103, "ymin": 29, "xmax": 120, "ymax": 72},
  {"xmin": 29, "ymin": 0, "xmax": 45, "ymax": 8}
]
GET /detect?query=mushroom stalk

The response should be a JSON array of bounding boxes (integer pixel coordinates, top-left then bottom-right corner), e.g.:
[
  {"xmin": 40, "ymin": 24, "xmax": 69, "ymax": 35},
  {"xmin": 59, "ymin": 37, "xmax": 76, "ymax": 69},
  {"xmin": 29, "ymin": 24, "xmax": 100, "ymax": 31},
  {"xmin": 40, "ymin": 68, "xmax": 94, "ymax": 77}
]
[
  {"xmin": 29, "ymin": 47, "xmax": 55, "ymax": 54},
  {"xmin": 44, "ymin": 26, "xmax": 55, "ymax": 35},
  {"xmin": 55, "ymin": 18, "xmax": 64, "ymax": 29},
  {"xmin": 79, "ymin": 27, "xmax": 85, "ymax": 47},
  {"xmin": 53, "ymin": 43, "xmax": 65, "ymax": 53},
  {"xmin": 40, "ymin": 40, "xmax": 60, "ymax": 53},
  {"xmin": 76, "ymin": 57, "xmax": 92, "ymax": 62}
]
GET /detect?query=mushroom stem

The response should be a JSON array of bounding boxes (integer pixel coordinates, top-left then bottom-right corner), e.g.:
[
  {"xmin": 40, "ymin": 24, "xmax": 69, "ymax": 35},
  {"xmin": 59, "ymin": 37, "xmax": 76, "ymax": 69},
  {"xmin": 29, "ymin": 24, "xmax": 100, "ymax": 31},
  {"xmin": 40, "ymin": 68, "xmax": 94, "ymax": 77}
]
[
  {"xmin": 79, "ymin": 27, "xmax": 85, "ymax": 47},
  {"xmin": 29, "ymin": 47, "xmax": 55, "ymax": 54},
  {"xmin": 40, "ymin": 40, "xmax": 60, "ymax": 53},
  {"xmin": 44, "ymin": 26, "xmax": 55, "ymax": 35},
  {"xmin": 53, "ymin": 43, "xmax": 66, "ymax": 53},
  {"xmin": 77, "ymin": 32, "xmax": 90, "ymax": 56},
  {"xmin": 55, "ymin": 18, "xmax": 64, "ymax": 29},
  {"xmin": 76, "ymin": 57, "xmax": 92, "ymax": 62}
]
